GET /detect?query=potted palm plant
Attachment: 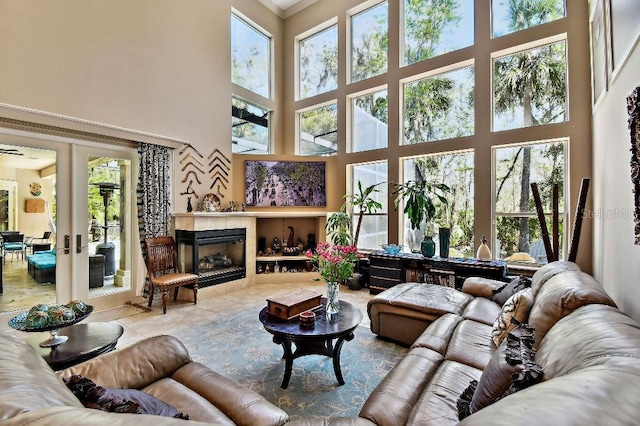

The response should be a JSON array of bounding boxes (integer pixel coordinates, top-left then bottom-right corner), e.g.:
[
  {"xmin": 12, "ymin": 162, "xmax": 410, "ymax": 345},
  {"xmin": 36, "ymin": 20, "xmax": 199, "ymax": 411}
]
[{"xmin": 392, "ymin": 179, "xmax": 449, "ymax": 257}]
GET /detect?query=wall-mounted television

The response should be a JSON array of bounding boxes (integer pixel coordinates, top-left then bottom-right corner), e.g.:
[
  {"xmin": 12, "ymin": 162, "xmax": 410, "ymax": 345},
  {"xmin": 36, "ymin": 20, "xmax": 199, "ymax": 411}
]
[{"xmin": 245, "ymin": 160, "xmax": 326, "ymax": 207}]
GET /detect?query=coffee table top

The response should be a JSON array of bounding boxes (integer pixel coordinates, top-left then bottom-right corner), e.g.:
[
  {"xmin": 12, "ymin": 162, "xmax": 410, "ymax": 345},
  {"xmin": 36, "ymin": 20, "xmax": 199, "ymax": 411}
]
[
  {"xmin": 259, "ymin": 298, "xmax": 363, "ymax": 341},
  {"xmin": 25, "ymin": 322, "xmax": 124, "ymax": 370}
]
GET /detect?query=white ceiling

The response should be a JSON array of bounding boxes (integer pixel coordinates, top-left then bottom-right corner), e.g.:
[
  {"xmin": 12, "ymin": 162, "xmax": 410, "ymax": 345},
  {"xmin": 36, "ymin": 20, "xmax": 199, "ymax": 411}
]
[
  {"xmin": 259, "ymin": 0, "xmax": 316, "ymax": 18},
  {"xmin": 0, "ymin": 143, "xmax": 56, "ymax": 171}
]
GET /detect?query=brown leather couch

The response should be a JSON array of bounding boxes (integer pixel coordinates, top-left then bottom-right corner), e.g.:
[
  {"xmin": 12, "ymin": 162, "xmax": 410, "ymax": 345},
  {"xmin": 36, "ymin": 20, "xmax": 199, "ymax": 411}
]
[
  {"xmin": 288, "ymin": 261, "xmax": 640, "ymax": 425},
  {"xmin": 0, "ymin": 333, "xmax": 289, "ymax": 426}
]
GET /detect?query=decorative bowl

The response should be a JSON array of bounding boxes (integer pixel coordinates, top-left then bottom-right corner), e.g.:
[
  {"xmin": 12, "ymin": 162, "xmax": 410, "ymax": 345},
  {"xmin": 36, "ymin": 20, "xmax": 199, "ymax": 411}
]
[{"xmin": 381, "ymin": 244, "xmax": 403, "ymax": 255}]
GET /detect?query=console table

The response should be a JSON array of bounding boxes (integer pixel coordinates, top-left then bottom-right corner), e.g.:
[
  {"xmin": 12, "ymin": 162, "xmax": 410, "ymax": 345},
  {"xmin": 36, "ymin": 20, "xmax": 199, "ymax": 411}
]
[{"xmin": 369, "ymin": 251, "xmax": 507, "ymax": 294}]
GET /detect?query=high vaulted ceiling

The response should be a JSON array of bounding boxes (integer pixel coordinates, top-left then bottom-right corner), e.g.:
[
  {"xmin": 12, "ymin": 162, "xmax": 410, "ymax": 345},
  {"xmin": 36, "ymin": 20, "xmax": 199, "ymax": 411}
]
[{"xmin": 259, "ymin": 0, "xmax": 316, "ymax": 18}]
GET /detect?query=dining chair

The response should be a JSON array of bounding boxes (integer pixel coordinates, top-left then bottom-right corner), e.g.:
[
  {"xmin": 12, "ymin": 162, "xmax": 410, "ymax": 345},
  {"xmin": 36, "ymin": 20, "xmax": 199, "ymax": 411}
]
[
  {"xmin": 2, "ymin": 233, "xmax": 25, "ymax": 262},
  {"xmin": 144, "ymin": 236, "xmax": 198, "ymax": 314}
]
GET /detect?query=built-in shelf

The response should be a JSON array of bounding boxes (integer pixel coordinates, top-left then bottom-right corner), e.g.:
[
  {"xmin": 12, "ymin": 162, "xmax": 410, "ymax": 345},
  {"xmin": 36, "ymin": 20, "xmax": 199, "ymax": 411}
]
[{"xmin": 256, "ymin": 255, "xmax": 309, "ymax": 262}]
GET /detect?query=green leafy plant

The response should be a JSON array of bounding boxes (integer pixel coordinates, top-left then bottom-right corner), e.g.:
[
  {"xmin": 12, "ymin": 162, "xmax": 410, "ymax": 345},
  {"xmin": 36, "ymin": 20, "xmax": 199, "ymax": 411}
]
[
  {"xmin": 344, "ymin": 181, "xmax": 383, "ymax": 248},
  {"xmin": 392, "ymin": 180, "xmax": 450, "ymax": 232}
]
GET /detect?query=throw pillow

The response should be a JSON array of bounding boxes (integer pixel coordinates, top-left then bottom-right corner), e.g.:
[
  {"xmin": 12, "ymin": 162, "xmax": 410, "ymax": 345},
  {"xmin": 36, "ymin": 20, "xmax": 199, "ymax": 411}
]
[
  {"xmin": 457, "ymin": 324, "xmax": 543, "ymax": 420},
  {"xmin": 492, "ymin": 275, "xmax": 532, "ymax": 306},
  {"xmin": 63, "ymin": 375, "xmax": 189, "ymax": 419},
  {"xmin": 491, "ymin": 288, "xmax": 534, "ymax": 347}
]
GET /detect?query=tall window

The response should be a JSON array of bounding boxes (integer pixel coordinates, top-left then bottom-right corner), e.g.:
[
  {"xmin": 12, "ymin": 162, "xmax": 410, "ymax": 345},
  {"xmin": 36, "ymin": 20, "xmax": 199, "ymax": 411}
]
[
  {"xmin": 231, "ymin": 14, "xmax": 271, "ymax": 98},
  {"xmin": 298, "ymin": 102, "xmax": 338, "ymax": 156},
  {"xmin": 493, "ymin": 140, "xmax": 567, "ymax": 263},
  {"xmin": 493, "ymin": 39, "xmax": 568, "ymax": 132},
  {"xmin": 232, "ymin": 96, "xmax": 270, "ymax": 154},
  {"xmin": 492, "ymin": 0, "xmax": 565, "ymax": 38},
  {"xmin": 403, "ymin": 0, "xmax": 474, "ymax": 66},
  {"xmin": 350, "ymin": 1, "xmax": 388, "ymax": 83},
  {"xmin": 403, "ymin": 63, "xmax": 475, "ymax": 144},
  {"xmin": 298, "ymin": 23, "xmax": 338, "ymax": 100},
  {"xmin": 402, "ymin": 151, "xmax": 475, "ymax": 256},
  {"xmin": 349, "ymin": 162, "xmax": 388, "ymax": 250},
  {"xmin": 350, "ymin": 87, "xmax": 388, "ymax": 152}
]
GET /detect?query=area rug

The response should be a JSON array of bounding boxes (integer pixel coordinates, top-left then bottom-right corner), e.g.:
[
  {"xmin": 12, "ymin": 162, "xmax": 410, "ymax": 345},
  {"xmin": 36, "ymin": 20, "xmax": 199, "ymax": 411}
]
[{"xmin": 174, "ymin": 307, "xmax": 408, "ymax": 420}]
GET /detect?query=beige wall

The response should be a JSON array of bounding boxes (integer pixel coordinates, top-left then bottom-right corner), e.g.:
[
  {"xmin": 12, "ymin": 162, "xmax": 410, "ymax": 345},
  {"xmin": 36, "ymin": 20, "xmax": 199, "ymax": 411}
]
[{"xmin": 590, "ymin": 1, "xmax": 640, "ymax": 320}]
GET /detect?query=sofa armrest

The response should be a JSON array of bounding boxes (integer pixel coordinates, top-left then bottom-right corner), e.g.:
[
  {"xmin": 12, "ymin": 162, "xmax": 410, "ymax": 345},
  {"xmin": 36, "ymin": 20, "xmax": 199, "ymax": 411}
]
[
  {"xmin": 172, "ymin": 362, "xmax": 289, "ymax": 426},
  {"xmin": 461, "ymin": 277, "xmax": 506, "ymax": 298},
  {"xmin": 57, "ymin": 335, "xmax": 192, "ymax": 389}
]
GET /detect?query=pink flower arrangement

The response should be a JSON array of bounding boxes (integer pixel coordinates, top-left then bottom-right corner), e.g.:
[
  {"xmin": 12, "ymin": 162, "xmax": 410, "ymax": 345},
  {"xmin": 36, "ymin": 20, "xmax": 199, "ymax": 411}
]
[{"xmin": 306, "ymin": 242, "xmax": 363, "ymax": 283}]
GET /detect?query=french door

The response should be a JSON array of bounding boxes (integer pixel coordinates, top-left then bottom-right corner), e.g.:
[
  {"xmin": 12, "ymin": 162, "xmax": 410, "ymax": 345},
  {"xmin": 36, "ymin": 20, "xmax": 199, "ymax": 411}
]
[{"xmin": 0, "ymin": 127, "xmax": 139, "ymax": 312}]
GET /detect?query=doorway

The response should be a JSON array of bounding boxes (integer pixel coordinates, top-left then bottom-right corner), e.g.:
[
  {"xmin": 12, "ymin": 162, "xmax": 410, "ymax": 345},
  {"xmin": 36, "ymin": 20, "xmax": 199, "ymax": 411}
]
[{"xmin": 0, "ymin": 128, "xmax": 139, "ymax": 313}]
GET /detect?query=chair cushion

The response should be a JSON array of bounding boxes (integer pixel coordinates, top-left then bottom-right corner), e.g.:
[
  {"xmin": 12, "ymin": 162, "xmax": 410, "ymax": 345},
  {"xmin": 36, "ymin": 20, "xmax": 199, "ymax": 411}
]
[{"xmin": 151, "ymin": 273, "xmax": 198, "ymax": 286}]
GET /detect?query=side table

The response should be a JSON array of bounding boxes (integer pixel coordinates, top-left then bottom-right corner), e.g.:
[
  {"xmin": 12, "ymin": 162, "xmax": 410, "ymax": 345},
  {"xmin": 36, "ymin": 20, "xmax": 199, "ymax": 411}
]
[{"xmin": 25, "ymin": 322, "xmax": 124, "ymax": 370}]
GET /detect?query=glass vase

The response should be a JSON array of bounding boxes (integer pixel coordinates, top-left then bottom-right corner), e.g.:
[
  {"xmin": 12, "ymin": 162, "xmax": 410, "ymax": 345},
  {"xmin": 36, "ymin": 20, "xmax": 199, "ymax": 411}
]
[{"xmin": 325, "ymin": 281, "xmax": 340, "ymax": 318}]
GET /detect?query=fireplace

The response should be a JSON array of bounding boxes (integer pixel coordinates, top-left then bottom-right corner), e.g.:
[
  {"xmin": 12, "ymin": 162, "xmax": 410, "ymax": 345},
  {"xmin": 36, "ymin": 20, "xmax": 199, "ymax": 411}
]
[{"xmin": 175, "ymin": 228, "xmax": 246, "ymax": 288}]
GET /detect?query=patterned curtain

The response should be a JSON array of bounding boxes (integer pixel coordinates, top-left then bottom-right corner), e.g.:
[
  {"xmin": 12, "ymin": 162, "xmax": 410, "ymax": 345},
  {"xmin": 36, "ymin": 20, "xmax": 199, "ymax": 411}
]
[
  {"xmin": 628, "ymin": 86, "xmax": 640, "ymax": 245},
  {"xmin": 137, "ymin": 143, "xmax": 172, "ymax": 253}
]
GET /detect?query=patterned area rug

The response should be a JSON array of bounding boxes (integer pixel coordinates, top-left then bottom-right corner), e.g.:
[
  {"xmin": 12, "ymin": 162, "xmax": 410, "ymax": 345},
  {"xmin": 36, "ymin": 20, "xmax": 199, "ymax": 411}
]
[
  {"xmin": 89, "ymin": 302, "xmax": 151, "ymax": 322},
  {"xmin": 175, "ymin": 307, "xmax": 408, "ymax": 420}
]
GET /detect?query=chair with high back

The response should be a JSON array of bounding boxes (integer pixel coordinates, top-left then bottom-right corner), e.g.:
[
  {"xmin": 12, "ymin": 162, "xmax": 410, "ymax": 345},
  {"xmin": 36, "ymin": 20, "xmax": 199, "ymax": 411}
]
[
  {"xmin": 1, "ymin": 233, "xmax": 25, "ymax": 262},
  {"xmin": 26, "ymin": 231, "xmax": 52, "ymax": 254},
  {"xmin": 144, "ymin": 236, "xmax": 198, "ymax": 314}
]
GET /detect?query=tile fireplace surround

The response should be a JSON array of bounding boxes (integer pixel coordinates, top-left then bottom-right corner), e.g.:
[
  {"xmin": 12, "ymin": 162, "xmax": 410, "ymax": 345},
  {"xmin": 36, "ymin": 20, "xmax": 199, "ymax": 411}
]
[{"xmin": 173, "ymin": 212, "xmax": 326, "ymax": 297}]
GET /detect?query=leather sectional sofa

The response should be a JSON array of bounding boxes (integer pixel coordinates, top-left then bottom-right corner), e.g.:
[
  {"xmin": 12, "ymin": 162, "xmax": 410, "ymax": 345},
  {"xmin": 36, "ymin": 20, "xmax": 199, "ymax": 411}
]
[
  {"xmin": 0, "ymin": 333, "xmax": 289, "ymax": 426},
  {"xmin": 289, "ymin": 261, "xmax": 640, "ymax": 425}
]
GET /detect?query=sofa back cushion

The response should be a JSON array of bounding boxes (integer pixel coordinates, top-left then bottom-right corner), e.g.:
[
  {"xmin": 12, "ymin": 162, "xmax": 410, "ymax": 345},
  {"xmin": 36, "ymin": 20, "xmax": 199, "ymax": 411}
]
[
  {"xmin": 0, "ymin": 333, "xmax": 82, "ymax": 422},
  {"xmin": 528, "ymin": 271, "xmax": 617, "ymax": 348},
  {"xmin": 536, "ymin": 304, "xmax": 640, "ymax": 379},
  {"xmin": 530, "ymin": 260, "xmax": 581, "ymax": 297}
]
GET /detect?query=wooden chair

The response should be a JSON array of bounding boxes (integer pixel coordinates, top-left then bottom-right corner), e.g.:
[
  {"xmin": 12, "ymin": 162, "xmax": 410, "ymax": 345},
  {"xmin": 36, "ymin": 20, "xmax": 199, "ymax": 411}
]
[{"xmin": 144, "ymin": 236, "xmax": 198, "ymax": 314}]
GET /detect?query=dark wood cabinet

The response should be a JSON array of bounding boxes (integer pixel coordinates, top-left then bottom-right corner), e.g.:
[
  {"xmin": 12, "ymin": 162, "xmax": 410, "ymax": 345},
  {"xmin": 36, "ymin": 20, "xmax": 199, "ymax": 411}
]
[{"xmin": 368, "ymin": 251, "xmax": 507, "ymax": 294}]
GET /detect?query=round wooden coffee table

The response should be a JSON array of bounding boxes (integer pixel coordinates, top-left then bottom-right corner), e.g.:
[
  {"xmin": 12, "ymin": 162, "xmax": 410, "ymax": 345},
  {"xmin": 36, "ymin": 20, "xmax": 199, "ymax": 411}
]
[
  {"xmin": 259, "ymin": 298, "xmax": 363, "ymax": 389},
  {"xmin": 25, "ymin": 322, "xmax": 124, "ymax": 370}
]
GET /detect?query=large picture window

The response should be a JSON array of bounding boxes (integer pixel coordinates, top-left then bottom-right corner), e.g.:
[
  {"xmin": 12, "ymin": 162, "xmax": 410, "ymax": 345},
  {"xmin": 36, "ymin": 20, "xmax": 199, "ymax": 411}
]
[
  {"xmin": 493, "ymin": 39, "xmax": 568, "ymax": 132},
  {"xmin": 232, "ymin": 96, "xmax": 270, "ymax": 154},
  {"xmin": 492, "ymin": 0, "xmax": 565, "ymax": 38},
  {"xmin": 349, "ymin": 162, "xmax": 388, "ymax": 250},
  {"xmin": 298, "ymin": 23, "xmax": 338, "ymax": 100},
  {"xmin": 403, "ymin": 0, "xmax": 474, "ymax": 66},
  {"xmin": 402, "ymin": 151, "xmax": 474, "ymax": 256},
  {"xmin": 403, "ymin": 63, "xmax": 474, "ymax": 145},
  {"xmin": 231, "ymin": 13, "xmax": 271, "ymax": 98},
  {"xmin": 350, "ymin": 87, "xmax": 388, "ymax": 153},
  {"xmin": 350, "ymin": 1, "xmax": 388, "ymax": 83},
  {"xmin": 298, "ymin": 102, "xmax": 338, "ymax": 156},
  {"xmin": 493, "ymin": 139, "xmax": 567, "ymax": 263}
]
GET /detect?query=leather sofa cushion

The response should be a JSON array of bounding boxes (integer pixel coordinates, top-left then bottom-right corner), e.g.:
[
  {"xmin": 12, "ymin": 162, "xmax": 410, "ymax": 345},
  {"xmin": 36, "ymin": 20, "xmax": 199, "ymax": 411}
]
[
  {"xmin": 444, "ymin": 320, "xmax": 494, "ymax": 370},
  {"xmin": 412, "ymin": 313, "xmax": 463, "ymax": 353},
  {"xmin": 461, "ymin": 277, "xmax": 507, "ymax": 298},
  {"xmin": 536, "ymin": 304, "xmax": 640, "ymax": 379},
  {"xmin": 530, "ymin": 260, "xmax": 581, "ymax": 297},
  {"xmin": 462, "ymin": 297, "xmax": 502, "ymax": 326},
  {"xmin": 360, "ymin": 347, "xmax": 443, "ymax": 426},
  {"xmin": 0, "ymin": 333, "xmax": 82, "ymax": 422},
  {"xmin": 407, "ymin": 361, "xmax": 482, "ymax": 426},
  {"xmin": 528, "ymin": 271, "xmax": 617, "ymax": 347}
]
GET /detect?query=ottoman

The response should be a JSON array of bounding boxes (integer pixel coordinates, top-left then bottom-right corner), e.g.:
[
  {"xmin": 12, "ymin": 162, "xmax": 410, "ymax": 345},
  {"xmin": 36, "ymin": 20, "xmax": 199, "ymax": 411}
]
[{"xmin": 367, "ymin": 282, "xmax": 474, "ymax": 345}]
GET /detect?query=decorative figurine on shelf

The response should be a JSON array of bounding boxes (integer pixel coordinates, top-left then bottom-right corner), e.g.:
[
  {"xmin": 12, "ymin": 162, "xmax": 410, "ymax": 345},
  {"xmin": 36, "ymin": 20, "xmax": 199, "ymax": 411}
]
[
  {"xmin": 287, "ymin": 226, "xmax": 295, "ymax": 248},
  {"xmin": 305, "ymin": 233, "xmax": 316, "ymax": 252},
  {"xmin": 273, "ymin": 237, "xmax": 281, "ymax": 253},
  {"xmin": 242, "ymin": 202, "xmax": 246, "ymax": 212},
  {"xmin": 186, "ymin": 197, "xmax": 193, "ymax": 212},
  {"xmin": 476, "ymin": 235, "xmax": 492, "ymax": 261},
  {"xmin": 274, "ymin": 261, "xmax": 280, "ymax": 273},
  {"xmin": 297, "ymin": 238, "xmax": 305, "ymax": 252}
]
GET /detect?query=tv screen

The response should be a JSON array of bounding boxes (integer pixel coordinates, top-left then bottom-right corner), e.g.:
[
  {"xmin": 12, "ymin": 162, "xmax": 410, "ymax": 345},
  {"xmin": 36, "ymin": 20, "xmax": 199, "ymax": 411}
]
[{"xmin": 245, "ymin": 161, "xmax": 326, "ymax": 207}]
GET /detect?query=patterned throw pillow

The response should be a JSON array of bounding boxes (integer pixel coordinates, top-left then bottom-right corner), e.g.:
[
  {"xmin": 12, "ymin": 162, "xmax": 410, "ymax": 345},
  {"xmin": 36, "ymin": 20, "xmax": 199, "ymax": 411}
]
[
  {"xmin": 492, "ymin": 275, "xmax": 532, "ymax": 306},
  {"xmin": 491, "ymin": 288, "xmax": 534, "ymax": 347},
  {"xmin": 457, "ymin": 324, "xmax": 543, "ymax": 420}
]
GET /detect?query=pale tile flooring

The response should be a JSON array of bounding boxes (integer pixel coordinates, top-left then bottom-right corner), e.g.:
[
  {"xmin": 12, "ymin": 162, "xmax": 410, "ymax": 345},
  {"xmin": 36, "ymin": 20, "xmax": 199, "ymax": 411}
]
[{"xmin": 0, "ymin": 262, "xmax": 374, "ymax": 351}]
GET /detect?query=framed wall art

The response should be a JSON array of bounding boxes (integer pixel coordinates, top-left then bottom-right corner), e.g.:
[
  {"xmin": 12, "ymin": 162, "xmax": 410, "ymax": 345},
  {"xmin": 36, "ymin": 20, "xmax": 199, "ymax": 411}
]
[
  {"xmin": 245, "ymin": 160, "xmax": 326, "ymax": 207},
  {"xmin": 607, "ymin": 0, "xmax": 640, "ymax": 80},
  {"xmin": 590, "ymin": 0, "xmax": 608, "ymax": 106}
]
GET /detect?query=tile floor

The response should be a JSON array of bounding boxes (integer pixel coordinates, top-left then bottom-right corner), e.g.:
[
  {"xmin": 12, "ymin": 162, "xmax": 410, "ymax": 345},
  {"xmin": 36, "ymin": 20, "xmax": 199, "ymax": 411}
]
[{"xmin": 0, "ymin": 267, "xmax": 374, "ymax": 351}]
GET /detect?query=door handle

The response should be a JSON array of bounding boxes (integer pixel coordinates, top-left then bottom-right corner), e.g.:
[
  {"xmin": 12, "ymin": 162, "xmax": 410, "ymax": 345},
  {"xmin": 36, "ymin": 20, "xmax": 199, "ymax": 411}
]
[
  {"xmin": 64, "ymin": 235, "xmax": 70, "ymax": 254},
  {"xmin": 76, "ymin": 234, "xmax": 82, "ymax": 253}
]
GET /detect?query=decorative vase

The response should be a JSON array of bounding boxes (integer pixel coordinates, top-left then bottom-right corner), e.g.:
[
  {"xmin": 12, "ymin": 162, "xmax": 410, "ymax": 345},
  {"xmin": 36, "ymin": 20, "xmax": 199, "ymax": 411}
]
[
  {"xmin": 325, "ymin": 281, "xmax": 340, "ymax": 318},
  {"xmin": 477, "ymin": 236, "xmax": 492, "ymax": 261},
  {"xmin": 421, "ymin": 235, "xmax": 436, "ymax": 257},
  {"xmin": 439, "ymin": 227, "xmax": 451, "ymax": 258},
  {"xmin": 348, "ymin": 273, "xmax": 363, "ymax": 290}
]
